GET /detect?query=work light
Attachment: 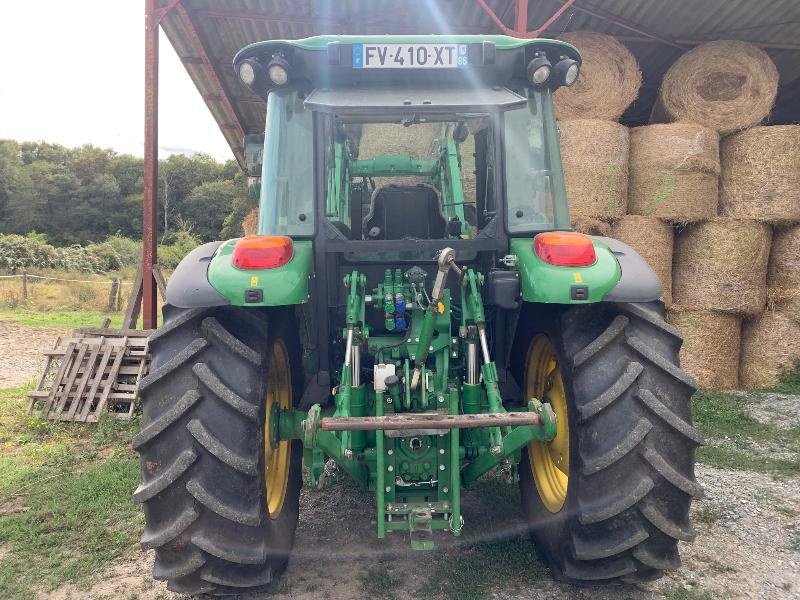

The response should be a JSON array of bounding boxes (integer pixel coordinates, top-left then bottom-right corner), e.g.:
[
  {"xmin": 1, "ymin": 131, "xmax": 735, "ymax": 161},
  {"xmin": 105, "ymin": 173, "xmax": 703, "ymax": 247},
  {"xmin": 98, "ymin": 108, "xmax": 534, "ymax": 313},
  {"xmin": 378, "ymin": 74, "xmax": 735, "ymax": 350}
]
[
  {"xmin": 238, "ymin": 59, "xmax": 260, "ymax": 86},
  {"xmin": 527, "ymin": 55, "xmax": 552, "ymax": 86},
  {"xmin": 267, "ymin": 55, "xmax": 290, "ymax": 86},
  {"xmin": 555, "ymin": 58, "xmax": 580, "ymax": 87}
]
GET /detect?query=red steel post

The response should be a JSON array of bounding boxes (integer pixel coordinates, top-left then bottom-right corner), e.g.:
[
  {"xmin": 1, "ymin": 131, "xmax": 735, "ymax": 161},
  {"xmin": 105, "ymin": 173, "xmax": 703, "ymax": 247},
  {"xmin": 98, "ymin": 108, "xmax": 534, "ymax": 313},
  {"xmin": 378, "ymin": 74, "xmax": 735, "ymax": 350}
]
[
  {"xmin": 514, "ymin": 0, "xmax": 529, "ymax": 34},
  {"xmin": 143, "ymin": 0, "xmax": 159, "ymax": 329}
]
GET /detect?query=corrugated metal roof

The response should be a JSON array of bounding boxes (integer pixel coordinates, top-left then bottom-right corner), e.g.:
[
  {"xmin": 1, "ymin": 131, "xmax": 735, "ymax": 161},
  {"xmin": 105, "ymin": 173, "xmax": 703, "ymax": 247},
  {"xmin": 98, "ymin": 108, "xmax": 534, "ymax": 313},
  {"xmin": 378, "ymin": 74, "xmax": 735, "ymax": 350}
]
[{"xmin": 159, "ymin": 0, "xmax": 800, "ymax": 164}]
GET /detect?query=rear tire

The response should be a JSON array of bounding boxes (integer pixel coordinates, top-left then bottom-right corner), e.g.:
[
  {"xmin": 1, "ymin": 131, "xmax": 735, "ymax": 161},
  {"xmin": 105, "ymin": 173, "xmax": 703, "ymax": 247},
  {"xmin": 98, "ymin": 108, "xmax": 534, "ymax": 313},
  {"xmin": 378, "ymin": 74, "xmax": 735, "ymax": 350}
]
[
  {"xmin": 514, "ymin": 301, "xmax": 704, "ymax": 583},
  {"xmin": 133, "ymin": 305, "xmax": 302, "ymax": 595}
]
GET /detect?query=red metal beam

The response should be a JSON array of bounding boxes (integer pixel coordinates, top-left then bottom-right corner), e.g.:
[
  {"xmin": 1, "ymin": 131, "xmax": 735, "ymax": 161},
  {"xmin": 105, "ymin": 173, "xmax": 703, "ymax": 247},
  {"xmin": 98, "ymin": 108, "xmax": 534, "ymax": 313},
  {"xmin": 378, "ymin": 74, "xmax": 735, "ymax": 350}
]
[
  {"xmin": 143, "ymin": 0, "xmax": 159, "ymax": 329},
  {"xmin": 476, "ymin": 0, "xmax": 514, "ymax": 35},
  {"xmin": 514, "ymin": 0, "xmax": 529, "ymax": 34},
  {"xmin": 174, "ymin": 4, "xmax": 246, "ymax": 143}
]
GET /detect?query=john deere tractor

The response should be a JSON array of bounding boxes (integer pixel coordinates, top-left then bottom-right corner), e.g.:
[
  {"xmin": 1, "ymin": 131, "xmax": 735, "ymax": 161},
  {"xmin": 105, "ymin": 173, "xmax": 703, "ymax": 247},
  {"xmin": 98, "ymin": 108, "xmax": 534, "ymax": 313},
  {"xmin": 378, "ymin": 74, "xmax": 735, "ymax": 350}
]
[{"xmin": 134, "ymin": 35, "xmax": 703, "ymax": 595}]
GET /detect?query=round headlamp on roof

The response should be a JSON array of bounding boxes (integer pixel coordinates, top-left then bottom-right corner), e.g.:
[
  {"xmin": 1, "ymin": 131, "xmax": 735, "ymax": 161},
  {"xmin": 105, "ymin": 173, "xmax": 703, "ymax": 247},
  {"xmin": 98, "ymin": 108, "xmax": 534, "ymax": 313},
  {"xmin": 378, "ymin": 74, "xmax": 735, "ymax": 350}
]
[
  {"xmin": 238, "ymin": 59, "xmax": 259, "ymax": 87},
  {"xmin": 555, "ymin": 58, "xmax": 580, "ymax": 87},
  {"xmin": 527, "ymin": 55, "xmax": 552, "ymax": 86},
  {"xmin": 267, "ymin": 54, "xmax": 290, "ymax": 86}
]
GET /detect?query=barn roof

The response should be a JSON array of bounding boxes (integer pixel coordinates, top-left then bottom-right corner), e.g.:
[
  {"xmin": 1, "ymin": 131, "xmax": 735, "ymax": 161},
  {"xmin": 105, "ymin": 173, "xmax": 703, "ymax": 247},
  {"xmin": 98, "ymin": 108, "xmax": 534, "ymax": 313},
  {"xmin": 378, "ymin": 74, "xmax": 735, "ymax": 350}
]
[{"xmin": 157, "ymin": 0, "xmax": 800, "ymax": 166}]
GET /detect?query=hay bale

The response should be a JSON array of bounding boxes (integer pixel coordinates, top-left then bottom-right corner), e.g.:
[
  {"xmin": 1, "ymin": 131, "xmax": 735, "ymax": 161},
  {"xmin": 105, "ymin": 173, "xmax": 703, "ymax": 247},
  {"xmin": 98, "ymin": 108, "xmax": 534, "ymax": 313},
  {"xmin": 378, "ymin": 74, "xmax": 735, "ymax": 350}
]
[
  {"xmin": 628, "ymin": 123, "xmax": 719, "ymax": 222},
  {"xmin": 610, "ymin": 216, "xmax": 674, "ymax": 304},
  {"xmin": 767, "ymin": 288, "xmax": 800, "ymax": 324},
  {"xmin": 667, "ymin": 307, "xmax": 741, "ymax": 389},
  {"xmin": 242, "ymin": 208, "xmax": 258, "ymax": 236},
  {"xmin": 740, "ymin": 310, "xmax": 800, "ymax": 389},
  {"xmin": 720, "ymin": 126, "xmax": 800, "ymax": 223},
  {"xmin": 654, "ymin": 40, "xmax": 778, "ymax": 135},
  {"xmin": 672, "ymin": 219, "xmax": 771, "ymax": 315},
  {"xmin": 553, "ymin": 32, "xmax": 641, "ymax": 121},
  {"xmin": 559, "ymin": 120, "xmax": 628, "ymax": 220},
  {"xmin": 768, "ymin": 225, "xmax": 800, "ymax": 290},
  {"xmin": 571, "ymin": 216, "xmax": 611, "ymax": 237}
]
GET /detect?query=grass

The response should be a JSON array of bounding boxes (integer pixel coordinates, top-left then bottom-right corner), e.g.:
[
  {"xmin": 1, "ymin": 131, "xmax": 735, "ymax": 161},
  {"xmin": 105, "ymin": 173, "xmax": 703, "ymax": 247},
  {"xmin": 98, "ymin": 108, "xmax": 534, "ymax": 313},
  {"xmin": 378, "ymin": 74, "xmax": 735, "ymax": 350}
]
[
  {"xmin": 771, "ymin": 359, "xmax": 800, "ymax": 395},
  {"xmin": 0, "ymin": 385, "xmax": 142, "ymax": 598},
  {"xmin": 691, "ymin": 389, "xmax": 800, "ymax": 476},
  {"xmin": 0, "ymin": 309, "xmax": 123, "ymax": 329},
  {"xmin": 359, "ymin": 567, "xmax": 403, "ymax": 600},
  {"xmin": 666, "ymin": 586, "xmax": 718, "ymax": 600}
]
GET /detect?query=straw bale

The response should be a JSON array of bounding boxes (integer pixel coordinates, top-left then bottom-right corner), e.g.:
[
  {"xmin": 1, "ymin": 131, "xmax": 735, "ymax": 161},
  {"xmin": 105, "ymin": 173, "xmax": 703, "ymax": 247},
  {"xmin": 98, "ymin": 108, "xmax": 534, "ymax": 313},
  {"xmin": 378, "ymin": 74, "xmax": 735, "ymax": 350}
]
[
  {"xmin": 740, "ymin": 309, "xmax": 800, "ymax": 389},
  {"xmin": 571, "ymin": 216, "xmax": 611, "ymax": 237},
  {"xmin": 358, "ymin": 123, "xmax": 439, "ymax": 186},
  {"xmin": 768, "ymin": 225, "xmax": 800, "ymax": 291},
  {"xmin": 767, "ymin": 288, "xmax": 800, "ymax": 324},
  {"xmin": 628, "ymin": 123, "xmax": 719, "ymax": 222},
  {"xmin": 667, "ymin": 307, "xmax": 741, "ymax": 389},
  {"xmin": 654, "ymin": 40, "xmax": 778, "ymax": 135},
  {"xmin": 611, "ymin": 216, "xmax": 674, "ymax": 304},
  {"xmin": 672, "ymin": 219, "xmax": 771, "ymax": 315},
  {"xmin": 553, "ymin": 32, "xmax": 641, "ymax": 121},
  {"xmin": 242, "ymin": 208, "xmax": 259, "ymax": 237},
  {"xmin": 720, "ymin": 126, "xmax": 800, "ymax": 223},
  {"xmin": 559, "ymin": 120, "xmax": 628, "ymax": 220}
]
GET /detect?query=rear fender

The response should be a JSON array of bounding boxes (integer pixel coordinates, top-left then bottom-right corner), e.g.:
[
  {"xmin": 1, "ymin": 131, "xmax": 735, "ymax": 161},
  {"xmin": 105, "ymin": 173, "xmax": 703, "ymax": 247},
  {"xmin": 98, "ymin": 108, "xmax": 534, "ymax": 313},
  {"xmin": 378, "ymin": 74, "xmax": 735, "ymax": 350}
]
[{"xmin": 510, "ymin": 236, "xmax": 661, "ymax": 304}]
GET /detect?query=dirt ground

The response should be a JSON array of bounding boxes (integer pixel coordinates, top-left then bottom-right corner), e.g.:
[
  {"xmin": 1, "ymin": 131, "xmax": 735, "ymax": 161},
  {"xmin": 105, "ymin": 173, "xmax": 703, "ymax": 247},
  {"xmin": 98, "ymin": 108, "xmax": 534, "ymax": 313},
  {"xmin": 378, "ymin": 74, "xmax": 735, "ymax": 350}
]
[
  {"xmin": 4, "ymin": 321, "xmax": 798, "ymax": 599},
  {"xmin": 0, "ymin": 322, "xmax": 70, "ymax": 388}
]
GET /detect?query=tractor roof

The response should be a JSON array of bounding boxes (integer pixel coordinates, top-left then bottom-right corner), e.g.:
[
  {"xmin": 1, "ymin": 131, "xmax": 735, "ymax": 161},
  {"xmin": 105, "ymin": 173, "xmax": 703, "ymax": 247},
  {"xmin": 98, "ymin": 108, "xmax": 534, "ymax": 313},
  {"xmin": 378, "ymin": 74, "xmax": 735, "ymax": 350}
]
[{"xmin": 233, "ymin": 34, "xmax": 581, "ymax": 92}]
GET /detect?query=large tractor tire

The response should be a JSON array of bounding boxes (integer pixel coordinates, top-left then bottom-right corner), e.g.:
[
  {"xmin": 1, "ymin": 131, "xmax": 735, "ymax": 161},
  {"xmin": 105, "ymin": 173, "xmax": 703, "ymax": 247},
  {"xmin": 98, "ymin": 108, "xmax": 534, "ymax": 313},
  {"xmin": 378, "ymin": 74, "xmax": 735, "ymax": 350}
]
[
  {"xmin": 133, "ymin": 305, "xmax": 302, "ymax": 595},
  {"xmin": 513, "ymin": 301, "xmax": 704, "ymax": 583}
]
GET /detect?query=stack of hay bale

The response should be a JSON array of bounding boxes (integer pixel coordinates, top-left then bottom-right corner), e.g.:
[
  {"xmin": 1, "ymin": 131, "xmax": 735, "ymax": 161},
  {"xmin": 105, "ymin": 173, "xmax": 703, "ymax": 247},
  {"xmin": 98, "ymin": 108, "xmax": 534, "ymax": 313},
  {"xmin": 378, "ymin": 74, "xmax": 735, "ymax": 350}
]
[{"xmin": 556, "ymin": 34, "xmax": 800, "ymax": 389}]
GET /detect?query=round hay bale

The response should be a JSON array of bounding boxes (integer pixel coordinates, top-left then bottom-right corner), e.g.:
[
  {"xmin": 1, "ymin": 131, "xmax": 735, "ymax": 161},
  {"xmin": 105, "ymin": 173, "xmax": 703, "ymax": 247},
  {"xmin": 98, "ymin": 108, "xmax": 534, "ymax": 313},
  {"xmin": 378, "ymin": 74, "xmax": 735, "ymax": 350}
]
[
  {"xmin": 740, "ymin": 310, "xmax": 800, "ymax": 389},
  {"xmin": 767, "ymin": 288, "xmax": 800, "ymax": 324},
  {"xmin": 655, "ymin": 40, "xmax": 778, "ymax": 135},
  {"xmin": 672, "ymin": 219, "xmax": 772, "ymax": 315},
  {"xmin": 628, "ymin": 123, "xmax": 719, "ymax": 222},
  {"xmin": 571, "ymin": 216, "xmax": 611, "ymax": 237},
  {"xmin": 610, "ymin": 216, "xmax": 674, "ymax": 304},
  {"xmin": 553, "ymin": 32, "xmax": 641, "ymax": 121},
  {"xmin": 720, "ymin": 126, "xmax": 800, "ymax": 223},
  {"xmin": 667, "ymin": 307, "xmax": 741, "ymax": 389},
  {"xmin": 768, "ymin": 225, "xmax": 800, "ymax": 290},
  {"xmin": 559, "ymin": 119, "xmax": 628, "ymax": 220},
  {"xmin": 242, "ymin": 208, "xmax": 258, "ymax": 236}
]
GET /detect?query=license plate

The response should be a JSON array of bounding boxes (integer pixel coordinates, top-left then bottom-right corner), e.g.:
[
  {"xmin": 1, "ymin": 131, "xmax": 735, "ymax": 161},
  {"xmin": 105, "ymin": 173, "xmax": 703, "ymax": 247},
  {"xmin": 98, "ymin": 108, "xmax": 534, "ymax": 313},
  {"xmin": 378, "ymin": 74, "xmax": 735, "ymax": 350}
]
[{"xmin": 352, "ymin": 43, "xmax": 468, "ymax": 69}]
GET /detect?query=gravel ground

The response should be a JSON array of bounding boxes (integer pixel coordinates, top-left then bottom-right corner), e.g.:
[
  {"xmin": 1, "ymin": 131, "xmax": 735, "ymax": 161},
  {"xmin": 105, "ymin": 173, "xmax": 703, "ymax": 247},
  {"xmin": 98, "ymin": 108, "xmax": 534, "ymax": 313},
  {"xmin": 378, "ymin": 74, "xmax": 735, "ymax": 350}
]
[{"xmin": 0, "ymin": 322, "xmax": 69, "ymax": 388}]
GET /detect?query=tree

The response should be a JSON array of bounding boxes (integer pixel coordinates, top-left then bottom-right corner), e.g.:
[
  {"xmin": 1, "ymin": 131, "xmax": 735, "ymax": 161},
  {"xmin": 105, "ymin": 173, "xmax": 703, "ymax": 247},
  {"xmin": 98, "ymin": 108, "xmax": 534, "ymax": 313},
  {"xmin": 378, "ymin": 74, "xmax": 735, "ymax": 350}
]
[
  {"xmin": 0, "ymin": 140, "xmax": 41, "ymax": 233},
  {"xmin": 182, "ymin": 180, "xmax": 245, "ymax": 242}
]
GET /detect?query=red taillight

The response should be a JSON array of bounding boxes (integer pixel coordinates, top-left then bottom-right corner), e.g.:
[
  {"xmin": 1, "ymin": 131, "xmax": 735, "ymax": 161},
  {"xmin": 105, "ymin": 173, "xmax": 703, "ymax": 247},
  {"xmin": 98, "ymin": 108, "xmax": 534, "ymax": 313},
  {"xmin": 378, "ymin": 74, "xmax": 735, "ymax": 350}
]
[
  {"xmin": 534, "ymin": 232, "xmax": 597, "ymax": 267},
  {"xmin": 232, "ymin": 236, "xmax": 293, "ymax": 269}
]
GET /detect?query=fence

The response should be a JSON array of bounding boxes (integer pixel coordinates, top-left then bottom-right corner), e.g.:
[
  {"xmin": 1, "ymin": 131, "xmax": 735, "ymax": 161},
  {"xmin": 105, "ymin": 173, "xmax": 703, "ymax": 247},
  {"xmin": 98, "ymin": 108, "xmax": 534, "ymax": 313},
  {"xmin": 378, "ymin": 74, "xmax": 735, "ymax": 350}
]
[{"xmin": 0, "ymin": 272, "xmax": 137, "ymax": 312}]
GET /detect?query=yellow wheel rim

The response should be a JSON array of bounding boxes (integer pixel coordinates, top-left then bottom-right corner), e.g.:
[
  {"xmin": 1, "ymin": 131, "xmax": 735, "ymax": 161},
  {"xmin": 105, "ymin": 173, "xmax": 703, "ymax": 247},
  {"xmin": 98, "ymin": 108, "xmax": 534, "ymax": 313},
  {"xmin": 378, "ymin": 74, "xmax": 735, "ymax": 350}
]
[
  {"xmin": 264, "ymin": 339, "xmax": 291, "ymax": 519},
  {"xmin": 525, "ymin": 335, "xmax": 569, "ymax": 513}
]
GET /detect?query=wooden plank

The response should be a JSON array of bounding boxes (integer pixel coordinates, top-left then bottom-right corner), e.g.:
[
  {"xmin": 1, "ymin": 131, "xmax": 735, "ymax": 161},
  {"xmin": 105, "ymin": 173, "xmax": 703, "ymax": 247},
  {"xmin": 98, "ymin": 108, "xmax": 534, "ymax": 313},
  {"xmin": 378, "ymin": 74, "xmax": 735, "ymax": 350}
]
[
  {"xmin": 30, "ymin": 390, "xmax": 137, "ymax": 401},
  {"xmin": 91, "ymin": 342, "xmax": 127, "ymax": 419},
  {"xmin": 75, "ymin": 327, "xmax": 152, "ymax": 338},
  {"xmin": 65, "ymin": 342, "xmax": 102, "ymax": 421},
  {"xmin": 52, "ymin": 344, "xmax": 90, "ymax": 419},
  {"xmin": 152, "ymin": 264, "xmax": 168, "ymax": 299},
  {"xmin": 38, "ymin": 342, "xmax": 76, "ymax": 418},
  {"xmin": 27, "ymin": 355, "xmax": 55, "ymax": 412},
  {"xmin": 122, "ymin": 261, "xmax": 144, "ymax": 330},
  {"xmin": 77, "ymin": 344, "xmax": 115, "ymax": 422}
]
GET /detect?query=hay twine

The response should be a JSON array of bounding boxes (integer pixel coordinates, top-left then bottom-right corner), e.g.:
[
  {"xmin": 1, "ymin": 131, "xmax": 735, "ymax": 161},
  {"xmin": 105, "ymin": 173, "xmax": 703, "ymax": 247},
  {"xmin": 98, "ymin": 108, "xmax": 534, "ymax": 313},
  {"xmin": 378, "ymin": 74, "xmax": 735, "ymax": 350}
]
[
  {"xmin": 559, "ymin": 119, "xmax": 629, "ymax": 220},
  {"xmin": 667, "ymin": 306, "xmax": 741, "ymax": 389},
  {"xmin": 654, "ymin": 40, "xmax": 778, "ymax": 135},
  {"xmin": 672, "ymin": 219, "xmax": 772, "ymax": 316},
  {"xmin": 721, "ymin": 126, "xmax": 800, "ymax": 223},
  {"xmin": 628, "ymin": 123, "xmax": 719, "ymax": 222},
  {"xmin": 553, "ymin": 32, "xmax": 641, "ymax": 121},
  {"xmin": 740, "ymin": 309, "xmax": 800, "ymax": 389},
  {"xmin": 611, "ymin": 216, "xmax": 674, "ymax": 305}
]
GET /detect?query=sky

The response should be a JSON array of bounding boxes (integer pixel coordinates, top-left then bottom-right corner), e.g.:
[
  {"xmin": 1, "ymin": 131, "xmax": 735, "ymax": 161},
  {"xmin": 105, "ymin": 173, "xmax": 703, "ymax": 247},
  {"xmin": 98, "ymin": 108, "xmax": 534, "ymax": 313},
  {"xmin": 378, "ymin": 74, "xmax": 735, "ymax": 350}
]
[{"xmin": 0, "ymin": 1, "xmax": 233, "ymax": 161}]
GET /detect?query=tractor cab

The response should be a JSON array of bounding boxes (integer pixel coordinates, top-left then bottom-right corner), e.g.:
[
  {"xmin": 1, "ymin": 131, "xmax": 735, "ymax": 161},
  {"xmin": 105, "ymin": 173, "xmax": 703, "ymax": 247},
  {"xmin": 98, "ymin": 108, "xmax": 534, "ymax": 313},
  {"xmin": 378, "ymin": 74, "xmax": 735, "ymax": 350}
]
[{"xmin": 235, "ymin": 36, "xmax": 579, "ymax": 251}]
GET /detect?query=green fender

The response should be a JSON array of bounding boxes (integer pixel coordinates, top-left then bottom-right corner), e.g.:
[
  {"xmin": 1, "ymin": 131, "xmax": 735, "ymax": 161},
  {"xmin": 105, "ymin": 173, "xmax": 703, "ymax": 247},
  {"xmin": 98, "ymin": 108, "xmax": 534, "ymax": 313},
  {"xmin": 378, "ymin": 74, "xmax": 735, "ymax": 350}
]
[
  {"xmin": 207, "ymin": 239, "xmax": 313, "ymax": 306},
  {"xmin": 510, "ymin": 237, "xmax": 621, "ymax": 304}
]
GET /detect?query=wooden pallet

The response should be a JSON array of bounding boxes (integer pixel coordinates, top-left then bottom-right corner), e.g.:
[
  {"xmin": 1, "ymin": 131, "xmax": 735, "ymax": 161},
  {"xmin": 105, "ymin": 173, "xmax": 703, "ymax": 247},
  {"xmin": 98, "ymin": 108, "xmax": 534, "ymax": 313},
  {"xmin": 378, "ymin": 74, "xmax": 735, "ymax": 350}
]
[{"xmin": 28, "ymin": 329, "xmax": 151, "ymax": 422}]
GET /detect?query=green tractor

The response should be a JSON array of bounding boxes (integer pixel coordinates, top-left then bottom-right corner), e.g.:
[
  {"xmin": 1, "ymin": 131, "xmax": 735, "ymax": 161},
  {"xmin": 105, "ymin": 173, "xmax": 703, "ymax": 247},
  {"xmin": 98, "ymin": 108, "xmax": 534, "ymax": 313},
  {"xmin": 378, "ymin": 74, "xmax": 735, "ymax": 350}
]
[{"xmin": 134, "ymin": 35, "xmax": 703, "ymax": 595}]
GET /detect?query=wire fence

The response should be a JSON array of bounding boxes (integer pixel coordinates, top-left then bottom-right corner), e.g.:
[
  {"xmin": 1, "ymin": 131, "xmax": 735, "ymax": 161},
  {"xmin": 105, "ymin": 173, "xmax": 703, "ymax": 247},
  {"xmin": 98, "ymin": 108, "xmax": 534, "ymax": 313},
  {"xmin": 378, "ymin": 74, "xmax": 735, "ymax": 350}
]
[{"xmin": 0, "ymin": 272, "xmax": 132, "ymax": 312}]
